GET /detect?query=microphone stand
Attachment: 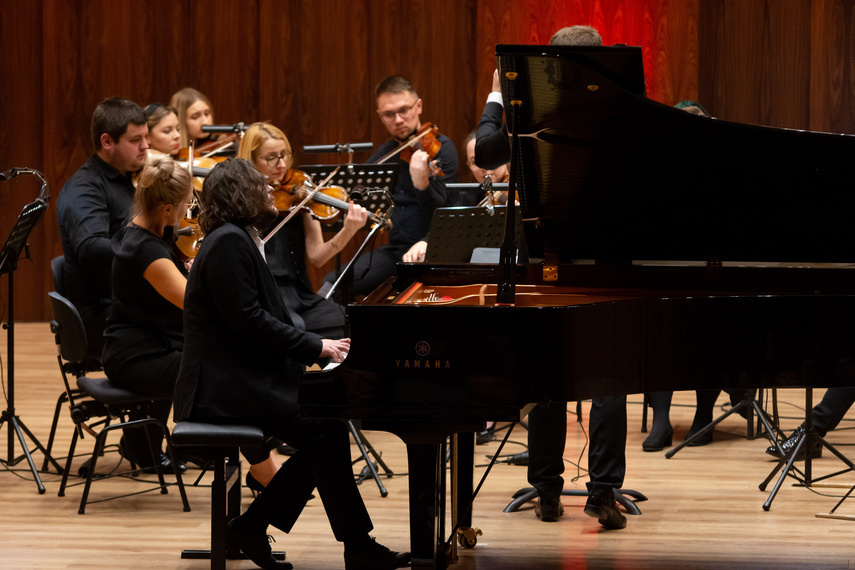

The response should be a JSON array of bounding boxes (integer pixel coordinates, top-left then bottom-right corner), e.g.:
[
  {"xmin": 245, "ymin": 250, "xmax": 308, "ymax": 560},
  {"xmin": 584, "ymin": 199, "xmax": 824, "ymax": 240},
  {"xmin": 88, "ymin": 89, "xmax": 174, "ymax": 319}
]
[
  {"xmin": 323, "ymin": 204, "xmax": 394, "ymax": 303},
  {"xmin": 0, "ymin": 168, "xmax": 60, "ymax": 494}
]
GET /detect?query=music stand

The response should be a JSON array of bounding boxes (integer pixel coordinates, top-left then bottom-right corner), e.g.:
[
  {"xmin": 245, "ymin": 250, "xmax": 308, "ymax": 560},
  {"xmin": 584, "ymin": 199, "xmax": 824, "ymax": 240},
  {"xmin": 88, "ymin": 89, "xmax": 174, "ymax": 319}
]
[
  {"xmin": 424, "ymin": 205, "xmax": 526, "ymax": 264},
  {"xmin": 0, "ymin": 197, "xmax": 59, "ymax": 494},
  {"xmin": 299, "ymin": 163, "xmax": 398, "ymax": 217}
]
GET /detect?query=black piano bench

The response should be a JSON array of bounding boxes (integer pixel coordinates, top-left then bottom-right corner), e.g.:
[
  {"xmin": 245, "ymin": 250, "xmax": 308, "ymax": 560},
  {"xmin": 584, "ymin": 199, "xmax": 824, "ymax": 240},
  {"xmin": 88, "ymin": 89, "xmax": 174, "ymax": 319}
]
[{"xmin": 171, "ymin": 421, "xmax": 285, "ymax": 570}]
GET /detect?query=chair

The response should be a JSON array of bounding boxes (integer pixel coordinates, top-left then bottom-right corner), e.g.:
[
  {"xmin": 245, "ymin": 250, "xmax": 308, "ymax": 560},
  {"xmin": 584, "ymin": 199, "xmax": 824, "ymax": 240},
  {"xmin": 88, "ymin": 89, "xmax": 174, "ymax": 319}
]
[
  {"xmin": 172, "ymin": 421, "xmax": 284, "ymax": 570},
  {"xmin": 47, "ymin": 291, "xmax": 190, "ymax": 514},
  {"xmin": 41, "ymin": 256, "xmax": 101, "ymax": 473}
]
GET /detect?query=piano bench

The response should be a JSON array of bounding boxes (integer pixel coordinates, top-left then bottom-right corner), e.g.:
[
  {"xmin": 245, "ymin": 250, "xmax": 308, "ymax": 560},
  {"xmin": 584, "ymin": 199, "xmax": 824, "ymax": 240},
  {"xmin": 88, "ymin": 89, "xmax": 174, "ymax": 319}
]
[{"xmin": 172, "ymin": 421, "xmax": 282, "ymax": 570}]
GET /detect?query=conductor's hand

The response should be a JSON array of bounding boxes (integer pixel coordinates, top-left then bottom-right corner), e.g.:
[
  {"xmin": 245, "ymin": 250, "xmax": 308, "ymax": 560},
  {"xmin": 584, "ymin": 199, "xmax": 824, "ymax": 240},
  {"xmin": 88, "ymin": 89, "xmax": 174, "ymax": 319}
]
[
  {"xmin": 492, "ymin": 68, "xmax": 501, "ymax": 93},
  {"xmin": 403, "ymin": 240, "xmax": 427, "ymax": 262},
  {"xmin": 342, "ymin": 201, "xmax": 369, "ymax": 232},
  {"xmin": 320, "ymin": 338, "xmax": 350, "ymax": 363}
]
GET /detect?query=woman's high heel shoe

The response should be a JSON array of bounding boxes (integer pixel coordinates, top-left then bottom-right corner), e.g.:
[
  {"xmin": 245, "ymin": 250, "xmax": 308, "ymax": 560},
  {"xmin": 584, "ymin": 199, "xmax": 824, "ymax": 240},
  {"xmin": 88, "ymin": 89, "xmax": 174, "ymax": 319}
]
[
  {"xmin": 641, "ymin": 426, "xmax": 673, "ymax": 452},
  {"xmin": 246, "ymin": 472, "xmax": 265, "ymax": 497}
]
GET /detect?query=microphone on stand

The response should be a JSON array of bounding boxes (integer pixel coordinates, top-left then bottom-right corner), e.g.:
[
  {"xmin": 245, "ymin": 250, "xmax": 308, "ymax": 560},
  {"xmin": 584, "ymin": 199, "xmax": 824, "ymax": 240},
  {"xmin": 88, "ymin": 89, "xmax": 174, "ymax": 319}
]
[
  {"xmin": 1, "ymin": 168, "xmax": 50, "ymax": 202},
  {"xmin": 202, "ymin": 123, "xmax": 248, "ymax": 134},
  {"xmin": 303, "ymin": 142, "xmax": 373, "ymax": 154}
]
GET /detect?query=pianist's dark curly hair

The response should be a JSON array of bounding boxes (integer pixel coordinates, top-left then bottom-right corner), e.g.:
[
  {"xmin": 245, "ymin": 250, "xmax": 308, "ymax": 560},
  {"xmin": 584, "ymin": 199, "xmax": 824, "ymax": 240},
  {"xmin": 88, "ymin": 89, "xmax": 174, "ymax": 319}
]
[{"xmin": 199, "ymin": 158, "xmax": 270, "ymax": 235}]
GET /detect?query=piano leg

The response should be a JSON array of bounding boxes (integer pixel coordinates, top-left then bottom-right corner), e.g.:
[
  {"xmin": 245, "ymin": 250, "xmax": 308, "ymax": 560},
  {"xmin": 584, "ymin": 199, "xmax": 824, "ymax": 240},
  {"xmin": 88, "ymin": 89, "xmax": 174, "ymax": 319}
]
[{"xmin": 406, "ymin": 442, "xmax": 448, "ymax": 570}]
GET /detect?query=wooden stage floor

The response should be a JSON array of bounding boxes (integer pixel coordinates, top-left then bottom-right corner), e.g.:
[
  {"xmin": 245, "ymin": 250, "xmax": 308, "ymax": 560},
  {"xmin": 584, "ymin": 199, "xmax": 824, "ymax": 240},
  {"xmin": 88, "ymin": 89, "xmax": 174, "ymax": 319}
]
[{"xmin": 1, "ymin": 322, "xmax": 854, "ymax": 569}]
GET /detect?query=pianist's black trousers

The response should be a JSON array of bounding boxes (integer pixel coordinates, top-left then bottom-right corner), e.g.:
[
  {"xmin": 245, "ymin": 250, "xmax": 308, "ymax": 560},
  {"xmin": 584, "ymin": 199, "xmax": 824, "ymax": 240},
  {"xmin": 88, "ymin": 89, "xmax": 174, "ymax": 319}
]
[
  {"xmin": 528, "ymin": 395, "xmax": 627, "ymax": 500},
  {"xmin": 239, "ymin": 415, "xmax": 373, "ymax": 541}
]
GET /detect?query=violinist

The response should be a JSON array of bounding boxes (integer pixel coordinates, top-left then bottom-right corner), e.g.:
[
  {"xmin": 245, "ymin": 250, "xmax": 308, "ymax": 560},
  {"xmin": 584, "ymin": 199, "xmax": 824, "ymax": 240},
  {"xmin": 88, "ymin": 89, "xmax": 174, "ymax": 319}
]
[
  {"xmin": 144, "ymin": 103, "xmax": 181, "ymax": 158},
  {"xmin": 57, "ymin": 97, "xmax": 148, "ymax": 357},
  {"xmin": 401, "ymin": 129, "xmax": 509, "ymax": 262},
  {"xmin": 101, "ymin": 154, "xmax": 192, "ymax": 473},
  {"xmin": 324, "ymin": 75, "xmax": 458, "ymax": 295},
  {"xmin": 237, "ymin": 122, "xmax": 368, "ymax": 338},
  {"xmin": 169, "ymin": 87, "xmax": 236, "ymax": 158}
]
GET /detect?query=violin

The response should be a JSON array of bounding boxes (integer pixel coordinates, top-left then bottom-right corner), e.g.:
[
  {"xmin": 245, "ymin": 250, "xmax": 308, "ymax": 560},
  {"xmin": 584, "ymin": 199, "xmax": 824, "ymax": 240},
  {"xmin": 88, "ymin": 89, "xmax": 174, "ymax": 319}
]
[
  {"xmin": 476, "ymin": 173, "xmax": 517, "ymax": 208},
  {"xmin": 176, "ymin": 133, "xmax": 237, "ymax": 161},
  {"xmin": 375, "ymin": 122, "xmax": 445, "ymax": 177},
  {"xmin": 273, "ymin": 169, "xmax": 390, "ymax": 227},
  {"xmin": 173, "ymin": 217, "xmax": 203, "ymax": 261}
]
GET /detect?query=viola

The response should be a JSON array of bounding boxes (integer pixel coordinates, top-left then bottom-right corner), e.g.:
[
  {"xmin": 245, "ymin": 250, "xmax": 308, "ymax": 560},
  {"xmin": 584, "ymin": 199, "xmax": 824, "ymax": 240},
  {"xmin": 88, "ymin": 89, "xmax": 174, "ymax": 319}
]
[
  {"xmin": 273, "ymin": 169, "xmax": 390, "ymax": 227},
  {"xmin": 375, "ymin": 122, "xmax": 445, "ymax": 177}
]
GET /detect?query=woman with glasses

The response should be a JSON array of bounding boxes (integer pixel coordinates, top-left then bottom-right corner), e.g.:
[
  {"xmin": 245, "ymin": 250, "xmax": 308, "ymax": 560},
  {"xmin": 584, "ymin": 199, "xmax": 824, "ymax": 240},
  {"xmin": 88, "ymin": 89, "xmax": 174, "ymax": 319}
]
[{"xmin": 237, "ymin": 122, "xmax": 368, "ymax": 339}]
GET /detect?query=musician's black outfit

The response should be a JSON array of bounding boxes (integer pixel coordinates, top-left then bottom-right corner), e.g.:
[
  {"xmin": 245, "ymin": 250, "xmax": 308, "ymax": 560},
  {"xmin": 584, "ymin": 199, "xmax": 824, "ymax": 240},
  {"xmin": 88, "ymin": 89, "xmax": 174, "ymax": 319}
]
[
  {"xmin": 102, "ymin": 224, "xmax": 186, "ymax": 467},
  {"xmin": 476, "ymin": 94, "xmax": 628, "ymax": 527},
  {"xmin": 173, "ymin": 222, "xmax": 408, "ymax": 569},
  {"xmin": 56, "ymin": 154, "xmax": 135, "ymax": 357},
  {"xmin": 266, "ymin": 216, "xmax": 347, "ymax": 338},
  {"xmin": 323, "ymin": 129, "xmax": 459, "ymax": 296}
]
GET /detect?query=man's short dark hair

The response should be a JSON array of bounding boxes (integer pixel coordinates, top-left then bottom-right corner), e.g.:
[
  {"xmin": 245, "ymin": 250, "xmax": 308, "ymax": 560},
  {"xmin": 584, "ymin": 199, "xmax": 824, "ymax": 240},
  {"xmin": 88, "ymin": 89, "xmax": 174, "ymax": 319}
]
[
  {"xmin": 91, "ymin": 97, "xmax": 146, "ymax": 151},
  {"xmin": 199, "ymin": 158, "xmax": 269, "ymax": 234},
  {"xmin": 375, "ymin": 75, "xmax": 417, "ymax": 101}
]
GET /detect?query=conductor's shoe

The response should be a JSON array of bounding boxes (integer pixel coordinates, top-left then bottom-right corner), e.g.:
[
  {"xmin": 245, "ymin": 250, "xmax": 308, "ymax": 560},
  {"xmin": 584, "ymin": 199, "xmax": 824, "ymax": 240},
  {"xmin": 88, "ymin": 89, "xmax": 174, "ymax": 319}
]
[
  {"xmin": 584, "ymin": 492, "xmax": 626, "ymax": 530},
  {"xmin": 765, "ymin": 426, "xmax": 822, "ymax": 461},
  {"xmin": 226, "ymin": 517, "xmax": 292, "ymax": 569},
  {"xmin": 344, "ymin": 537, "xmax": 410, "ymax": 570},
  {"xmin": 535, "ymin": 497, "xmax": 564, "ymax": 522}
]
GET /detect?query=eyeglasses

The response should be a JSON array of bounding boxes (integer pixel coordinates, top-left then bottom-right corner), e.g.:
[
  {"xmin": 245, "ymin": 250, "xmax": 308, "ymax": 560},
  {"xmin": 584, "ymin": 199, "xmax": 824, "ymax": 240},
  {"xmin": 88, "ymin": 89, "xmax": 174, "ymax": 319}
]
[
  {"xmin": 262, "ymin": 151, "xmax": 292, "ymax": 166},
  {"xmin": 378, "ymin": 101, "xmax": 418, "ymax": 121}
]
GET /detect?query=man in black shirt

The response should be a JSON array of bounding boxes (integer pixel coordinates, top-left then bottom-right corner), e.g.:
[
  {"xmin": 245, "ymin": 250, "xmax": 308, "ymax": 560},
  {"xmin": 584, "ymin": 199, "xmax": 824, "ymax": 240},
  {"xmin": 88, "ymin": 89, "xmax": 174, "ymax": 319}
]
[
  {"xmin": 325, "ymin": 75, "xmax": 458, "ymax": 296},
  {"xmin": 57, "ymin": 97, "xmax": 149, "ymax": 356}
]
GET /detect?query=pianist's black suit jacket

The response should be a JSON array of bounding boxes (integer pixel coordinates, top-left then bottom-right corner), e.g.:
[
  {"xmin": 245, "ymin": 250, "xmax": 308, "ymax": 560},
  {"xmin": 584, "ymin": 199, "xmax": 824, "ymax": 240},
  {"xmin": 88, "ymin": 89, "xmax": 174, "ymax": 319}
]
[
  {"xmin": 475, "ymin": 100, "xmax": 511, "ymax": 170},
  {"xmin": 173, "ymin": 222, "xmax": 323, "ymax": 423}
]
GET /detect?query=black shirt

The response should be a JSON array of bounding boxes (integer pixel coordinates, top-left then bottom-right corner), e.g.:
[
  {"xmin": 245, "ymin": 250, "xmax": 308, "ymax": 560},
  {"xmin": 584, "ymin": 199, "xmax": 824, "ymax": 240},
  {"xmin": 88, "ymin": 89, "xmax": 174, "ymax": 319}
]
[
  {"xmin": 102, "ymin": 224, "xmax": 186, "ymax": 368},
  {"xmin": 368, "ymin": 132, "xmax": 459, "ymax": 246},
  {"xmin": 56, "ymin": 154, "xmax": 135, "ymax": 306}
]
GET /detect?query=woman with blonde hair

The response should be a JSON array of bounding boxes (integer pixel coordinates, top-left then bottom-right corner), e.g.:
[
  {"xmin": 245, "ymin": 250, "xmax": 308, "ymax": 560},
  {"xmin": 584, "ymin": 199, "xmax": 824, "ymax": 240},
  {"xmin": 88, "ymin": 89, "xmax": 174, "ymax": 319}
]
[
  {"xmin": 169, "ymin": 87, "xmax": 236, "ymax": 156},
  {"xmin": 101, "ymin": 154, "xmax": 193, "ymax": 472},
  {"xmin": 238, "ymin": 122, "xmax": 368, "ymax": 339}
]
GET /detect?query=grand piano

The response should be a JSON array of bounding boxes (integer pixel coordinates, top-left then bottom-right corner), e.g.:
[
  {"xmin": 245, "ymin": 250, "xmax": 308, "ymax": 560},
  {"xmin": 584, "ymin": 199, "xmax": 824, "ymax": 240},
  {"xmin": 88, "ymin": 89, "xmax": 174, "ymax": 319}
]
[{"xmin": 300, "ymin": 44, "xmax": 855, "ymax": 569}]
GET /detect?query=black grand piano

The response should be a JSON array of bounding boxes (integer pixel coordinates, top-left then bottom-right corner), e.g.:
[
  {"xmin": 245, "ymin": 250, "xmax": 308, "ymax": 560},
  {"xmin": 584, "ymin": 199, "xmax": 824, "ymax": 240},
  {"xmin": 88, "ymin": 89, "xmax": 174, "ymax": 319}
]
[{"xmin": 301, "ymin": 44, "xmax": 855, "ymax": 569}]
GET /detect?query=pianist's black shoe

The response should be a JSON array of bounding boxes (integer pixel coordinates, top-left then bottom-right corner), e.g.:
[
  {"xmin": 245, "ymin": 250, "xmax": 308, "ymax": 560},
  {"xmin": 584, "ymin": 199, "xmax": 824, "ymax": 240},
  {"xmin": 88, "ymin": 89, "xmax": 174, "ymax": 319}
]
[
  {"xmin": 226, "ymin": 515, "xmax": 291, "ymax": 569},
  {"xmin": 684, "ymin": 426, "xmax": 713, "ymax": 446},
  {"xmin": 535, "ymin": 496, "xmax": 564, "ymax": 522},
  {"xmin": 344, "ymin": 536, "xmax": 410, "ymax": 570},
  {"xmin": 765, "ymin": 426, "xmax": 823, "ymax": 461},
  {"xmin": 584, "ymin": 492, "xmax": 626, "ymax": 530}
]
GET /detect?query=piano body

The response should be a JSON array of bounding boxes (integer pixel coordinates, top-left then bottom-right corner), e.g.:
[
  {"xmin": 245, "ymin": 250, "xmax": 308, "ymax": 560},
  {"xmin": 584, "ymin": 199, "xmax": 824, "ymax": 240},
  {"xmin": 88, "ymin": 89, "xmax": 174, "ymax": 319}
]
[{"xmin": 300, "ymin": 44, "xmax": 855, "ymax": 569}]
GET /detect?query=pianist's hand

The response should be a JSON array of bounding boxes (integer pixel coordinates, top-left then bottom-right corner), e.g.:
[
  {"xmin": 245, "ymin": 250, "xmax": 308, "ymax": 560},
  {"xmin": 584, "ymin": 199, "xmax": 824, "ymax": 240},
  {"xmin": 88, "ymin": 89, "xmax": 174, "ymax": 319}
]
[
  {"xmin": 320, "ymin": 338, "xmax": 350, "ymax": 363},
  {"xmin": 492, "ymin": 68, "xmax": 501, "ymax": 93}
]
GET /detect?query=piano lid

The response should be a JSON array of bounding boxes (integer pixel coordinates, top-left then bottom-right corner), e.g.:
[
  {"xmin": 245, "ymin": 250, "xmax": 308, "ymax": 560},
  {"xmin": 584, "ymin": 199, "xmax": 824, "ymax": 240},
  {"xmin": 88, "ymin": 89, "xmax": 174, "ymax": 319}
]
[{"xmin": 496, "ymin": 44, "xmax": 855, "ymax": 264}]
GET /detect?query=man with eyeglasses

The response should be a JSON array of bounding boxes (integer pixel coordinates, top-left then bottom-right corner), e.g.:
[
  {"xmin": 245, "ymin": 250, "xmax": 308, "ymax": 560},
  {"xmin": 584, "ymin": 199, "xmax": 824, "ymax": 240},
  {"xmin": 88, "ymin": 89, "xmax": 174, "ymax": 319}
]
[{"xmin": 325, "ymin": 75, "xmax": 458, "ymax": 296}]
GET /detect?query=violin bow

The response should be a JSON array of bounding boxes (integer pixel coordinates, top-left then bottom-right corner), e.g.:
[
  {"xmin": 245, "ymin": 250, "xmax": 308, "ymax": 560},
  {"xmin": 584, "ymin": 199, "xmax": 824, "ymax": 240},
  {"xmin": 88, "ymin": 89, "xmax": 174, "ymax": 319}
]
[{"xmin": 262, "ymin": 166, "xmax": 341, "ymax": 244}]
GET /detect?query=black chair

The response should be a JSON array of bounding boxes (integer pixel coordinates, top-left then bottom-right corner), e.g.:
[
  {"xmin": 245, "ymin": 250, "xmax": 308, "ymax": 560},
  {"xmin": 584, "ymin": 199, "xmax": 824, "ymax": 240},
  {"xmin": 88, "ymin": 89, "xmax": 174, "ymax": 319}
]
[
  {"xmin": 47, "ymin": 291, "xmax": 190, "ymax": 514},
  {"xmin": 172, "ymin": 421, "xmax": 285, "ymax": 570}
]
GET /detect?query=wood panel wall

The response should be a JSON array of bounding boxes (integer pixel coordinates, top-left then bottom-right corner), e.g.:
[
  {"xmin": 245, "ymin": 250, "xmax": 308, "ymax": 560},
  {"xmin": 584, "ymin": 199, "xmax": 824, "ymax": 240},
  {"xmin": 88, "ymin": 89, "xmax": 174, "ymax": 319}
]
[{"xmin": 1, "ymin": 0, "xmax": 853, "ymax": 322}]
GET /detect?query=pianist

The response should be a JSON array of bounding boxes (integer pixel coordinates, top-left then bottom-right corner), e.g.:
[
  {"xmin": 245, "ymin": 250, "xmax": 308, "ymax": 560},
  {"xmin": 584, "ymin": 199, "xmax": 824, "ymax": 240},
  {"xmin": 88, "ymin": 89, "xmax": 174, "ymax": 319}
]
[
  {"xmin": 173, "ymin": 158, "xmax": 410, "ymax": 570},
  {"xmin": 474, "ymin": 24, "xmax": 629, "ymax": 530}
]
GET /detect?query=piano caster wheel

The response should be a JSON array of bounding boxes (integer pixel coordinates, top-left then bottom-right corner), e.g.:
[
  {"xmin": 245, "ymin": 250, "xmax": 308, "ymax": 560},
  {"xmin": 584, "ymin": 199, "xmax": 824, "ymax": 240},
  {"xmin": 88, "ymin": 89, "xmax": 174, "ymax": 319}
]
[{"xmin": 457, "ymin": 527, "xmax": 482, "ymax": 549}]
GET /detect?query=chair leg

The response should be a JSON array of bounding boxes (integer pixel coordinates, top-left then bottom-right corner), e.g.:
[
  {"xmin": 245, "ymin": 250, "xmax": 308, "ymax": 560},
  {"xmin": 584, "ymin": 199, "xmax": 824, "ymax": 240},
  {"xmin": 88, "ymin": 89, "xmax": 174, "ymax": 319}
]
[
  {"xmin": 41, "ymin": 391, "xmax": 68, "ymax": 473},
  {"xmin": 78, "ymin": 429, "xmax": 111, "ymax": 514},
  {"xmin": 58, "ymin": 427, "xmax": 80, "ymax": 498}
]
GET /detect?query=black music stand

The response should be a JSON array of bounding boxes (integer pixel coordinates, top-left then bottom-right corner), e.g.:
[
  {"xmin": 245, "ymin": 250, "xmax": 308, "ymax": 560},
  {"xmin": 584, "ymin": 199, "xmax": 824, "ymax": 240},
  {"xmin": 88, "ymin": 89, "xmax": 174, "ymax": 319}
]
[
  {"xmin": 299, "ymin": 163, "xmax": 398, "ymax": 219},
  {"xmin": 307, "ymin": 163, "xmax": 399, "ymax": 305},
  {"xmin": 758, "ymin": 389, "xmax": 855, "ymax": 510},
  {"xmin": 0, "ymin": 197, "xmax": 59, "ymax": 494},
  {"xmin": 424, "ymin": 205, "xmax": 526, "ymax": 264}
]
